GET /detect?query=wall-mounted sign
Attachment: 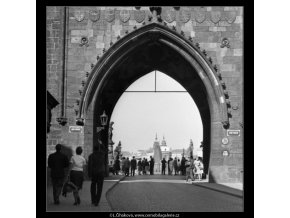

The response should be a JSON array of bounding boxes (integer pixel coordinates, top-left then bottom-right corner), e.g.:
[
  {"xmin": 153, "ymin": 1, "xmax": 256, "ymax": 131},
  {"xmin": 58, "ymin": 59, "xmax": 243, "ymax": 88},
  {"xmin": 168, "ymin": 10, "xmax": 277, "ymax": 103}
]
[
  {"xmin": 69, "ymin": 126, "xmax": 83, "ymax": 133},
  {"xmin": 222, "ymin": 137, "xmax": 229, "ymax": 145},
  {"xmin": 222, "ymin": 150, "xmax": 229, "ymax": 157},
  {"xmin": 227, "ymin": 130, "xmax": 240, "ymax": 136}
]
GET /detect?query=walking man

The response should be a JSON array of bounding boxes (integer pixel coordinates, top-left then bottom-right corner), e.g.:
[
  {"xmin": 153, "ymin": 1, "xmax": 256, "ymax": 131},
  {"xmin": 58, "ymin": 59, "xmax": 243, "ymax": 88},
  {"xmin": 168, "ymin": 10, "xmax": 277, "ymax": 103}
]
[
  {"xmin": 161, "ymin": 158, "xmax": 166, "ymax": 175},
  {"xmin": 149, "ymin": 156, "xmax": 155, "ymax": 175},
  {"xmin": 88, "ymin": 145, "xmax": 106, "ymax": 206},
  {"xmin": 48, "ymin": 144, "xmax": 69, "ymax": 205},
  {"xmin": 130, "ymin": 156, "xmax": 137, "ymax": 176}
]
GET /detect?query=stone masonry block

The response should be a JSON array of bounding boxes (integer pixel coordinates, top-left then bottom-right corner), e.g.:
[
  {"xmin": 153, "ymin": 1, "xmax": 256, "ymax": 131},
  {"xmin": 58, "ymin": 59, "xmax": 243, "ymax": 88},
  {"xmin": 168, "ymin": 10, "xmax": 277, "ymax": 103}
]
[
  {"xmin": 220, "ymin": 64, "xmax": 235, "ymax": 71},
  {"xmin": 234, "ymin": 16, "xmax": 243, "ymax": 24},
  {"xmin": 96, "ymin": 42, "xmax": 105, "ymax": 49},
  {"xmin": 233, "ymin": 49, "xmax": 243, "ymax": 56}
]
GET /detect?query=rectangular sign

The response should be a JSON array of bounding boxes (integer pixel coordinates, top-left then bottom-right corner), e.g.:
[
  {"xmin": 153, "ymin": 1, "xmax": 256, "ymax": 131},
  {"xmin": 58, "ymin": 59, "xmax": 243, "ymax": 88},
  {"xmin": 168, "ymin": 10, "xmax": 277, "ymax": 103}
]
[
  {"xmin": 227, "ymin": 130, "xmax": 240, "ymax": 136},
  {"xmin": 69, "ymin": 126, "xmax": 83, "ymax": 133}
]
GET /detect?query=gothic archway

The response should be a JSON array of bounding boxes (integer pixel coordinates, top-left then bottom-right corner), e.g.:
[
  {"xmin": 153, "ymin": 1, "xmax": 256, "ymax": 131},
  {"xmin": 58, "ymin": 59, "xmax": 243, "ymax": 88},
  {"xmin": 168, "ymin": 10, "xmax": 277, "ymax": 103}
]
[{"xmin": 77, "ymin": 22, "xmax": 229, "ymax": 182}]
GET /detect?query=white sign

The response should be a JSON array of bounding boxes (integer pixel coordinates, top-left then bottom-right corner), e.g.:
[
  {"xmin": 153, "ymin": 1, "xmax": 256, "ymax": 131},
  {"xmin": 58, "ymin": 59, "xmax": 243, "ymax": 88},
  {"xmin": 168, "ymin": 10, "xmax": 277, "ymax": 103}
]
[
  {"xmin": 69, "ymin": 126, "xmax": 83, "ymax": 133},
  {"xmin": 227, "ymin": 130, "xmax": 240, "ymax": 136}
]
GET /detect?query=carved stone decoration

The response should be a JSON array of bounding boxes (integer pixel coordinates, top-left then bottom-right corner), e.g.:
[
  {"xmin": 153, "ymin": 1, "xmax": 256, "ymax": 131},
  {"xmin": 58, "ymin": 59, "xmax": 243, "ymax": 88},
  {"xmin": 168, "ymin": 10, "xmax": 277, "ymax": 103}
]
[
  {"xmin": 76, "ymin": 118, "xmax": 84, "ymax": 126},
  {"xmin": 74, "ymin": 10, "xmax": 85, "ymax": 22},
  {"xmin": 89, "ymin": 10, "xmax": 100, "ymax": 22},
  {"xmin": 222, "ymin": 137, "xmax": 229, "ymax": 145},
  {"xmin": 149, "ymin": 7, "xmax": 162, "ymax": 22},
  {"xmin": 179, "ymin": 8, "xmax": 191, "ymax": 23},
  {"xmin": 221, "ymin": 38, "xmax": 230, "ymax": 48},
  {"xmin": 108, "ymin": 121, "xmax": 115, "ymax": 145},
  {"xmin": 57, "ymin": 117, "xmax": 67, "ymax": 126},
  {"xmin": 79, "ymin": 36, "xmax": 89, "ymax": 47},
  {"xmin": 105, "ymin": 8, "xmax": 115, "ymax": 23},
  {"xmin": 162, "ymin": 8, "xmax": 176, "ymax": 23},
  {"xmin": 222, "ymin": 120, "xmax": 229, "ymax": 129},
  {"xmin": 226, "ymin": 99, "xmax": 231, "ymax": 107},
  {"xmin": 134, "ymin": 10, "xmax": 146, "ymax": 23},
  {"xmin": 225, "ymin": 11, "xmax": 237, "ymax": 24},
  {"xmin": 239, "ymin": 121, "xmax": 244, "ymax": 128},
  {"xmin": 232, "ymin": 103, "xmax": 239, "ymax": 110},
  {"xmin": 194, "ymin": 11, "xmax": 206, "ymax": 23},
  {"xmin": 210, "ymin": 11, "xmax": 221, "ymax": 24},
  {"xmin": 120, "ymin": 10, "xmax": 131, "ymax": 23}
]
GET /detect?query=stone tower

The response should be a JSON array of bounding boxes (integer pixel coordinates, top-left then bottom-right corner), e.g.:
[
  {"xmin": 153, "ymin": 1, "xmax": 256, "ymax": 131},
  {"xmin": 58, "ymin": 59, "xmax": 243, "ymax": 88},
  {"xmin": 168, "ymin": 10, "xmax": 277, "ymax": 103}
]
[{"xmin": 46, "ymin": 6, "xmax": 243, "ymax": 183}]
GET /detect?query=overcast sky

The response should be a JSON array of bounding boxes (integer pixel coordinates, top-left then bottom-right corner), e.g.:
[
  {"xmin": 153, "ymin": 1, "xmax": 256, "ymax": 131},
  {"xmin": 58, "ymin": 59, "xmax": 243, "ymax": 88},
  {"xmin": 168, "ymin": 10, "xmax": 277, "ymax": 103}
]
[{"xmin": 110, "ymin": 71, "xmax": 203, "ymax": 153}]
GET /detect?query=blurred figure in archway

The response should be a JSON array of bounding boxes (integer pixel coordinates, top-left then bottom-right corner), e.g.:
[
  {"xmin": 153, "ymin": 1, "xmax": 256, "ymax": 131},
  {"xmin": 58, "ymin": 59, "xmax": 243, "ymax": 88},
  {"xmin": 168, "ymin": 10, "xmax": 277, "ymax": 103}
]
[
  {"xmin": 161, "ymin": 158, "xmax": 166, "ymax": 175},
  {"xmin": 137, "ymin": 158, "xmax": 142, "ymax": 175}
]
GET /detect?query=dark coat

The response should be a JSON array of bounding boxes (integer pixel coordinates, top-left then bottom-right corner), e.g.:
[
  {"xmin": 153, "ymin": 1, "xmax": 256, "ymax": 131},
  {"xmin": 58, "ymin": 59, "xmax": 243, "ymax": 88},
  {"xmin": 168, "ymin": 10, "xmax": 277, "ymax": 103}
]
[
  {"xmin": 88, "ymin": 151, "xmax": 105, "ymax": 178},
  {"xmin": 48, "ymin": 151, "xmax": 69, "ymax": 179},
  {"xmin": 161, "ymin": 159, "xmax": 166, "ymax": 167},
  {"xmin": 124, "ymin": 159, "xmax": 131, "ymax": 168},
  {"xmin": 149, "ymin": 158, "xmax": 155, "ymax": 167},
  {"xmin": 131, "ymin": 159, "xmax": 137, "ymax": 169},
  {"xmin": 114, "ymin": 159, "xmax": 120, "ymax": 171}
]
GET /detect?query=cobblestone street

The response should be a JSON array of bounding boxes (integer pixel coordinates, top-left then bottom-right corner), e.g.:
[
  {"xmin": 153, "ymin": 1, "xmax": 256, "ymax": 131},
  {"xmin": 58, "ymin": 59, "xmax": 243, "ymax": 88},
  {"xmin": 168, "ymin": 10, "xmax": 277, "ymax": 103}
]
[{"xmin": 107, "ymin": 175, "xmax": 243, "ymax": 212}]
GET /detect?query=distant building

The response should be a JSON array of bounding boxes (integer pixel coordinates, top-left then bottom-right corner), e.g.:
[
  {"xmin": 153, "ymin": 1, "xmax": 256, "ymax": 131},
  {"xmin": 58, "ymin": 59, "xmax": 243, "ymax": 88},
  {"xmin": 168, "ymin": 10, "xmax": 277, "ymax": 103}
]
[{"xmin": 160, "ymin": 136, "xmax": 171, "ymax": 161}]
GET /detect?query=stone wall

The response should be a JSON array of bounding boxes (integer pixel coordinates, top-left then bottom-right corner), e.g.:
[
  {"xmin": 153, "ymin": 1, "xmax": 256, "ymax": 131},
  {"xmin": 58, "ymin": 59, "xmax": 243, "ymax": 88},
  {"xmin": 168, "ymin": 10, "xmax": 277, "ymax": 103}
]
[{"xmin": 46, "ymin": 6, "xmax": 243, "ymax": 183}]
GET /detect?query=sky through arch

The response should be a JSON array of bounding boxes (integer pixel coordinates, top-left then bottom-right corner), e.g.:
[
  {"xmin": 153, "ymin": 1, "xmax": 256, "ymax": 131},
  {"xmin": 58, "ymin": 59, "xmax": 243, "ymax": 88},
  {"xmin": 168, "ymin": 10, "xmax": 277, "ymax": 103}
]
[{"xmin": 110, "ymin": 71, "xmax": 203, "ymax": 153}]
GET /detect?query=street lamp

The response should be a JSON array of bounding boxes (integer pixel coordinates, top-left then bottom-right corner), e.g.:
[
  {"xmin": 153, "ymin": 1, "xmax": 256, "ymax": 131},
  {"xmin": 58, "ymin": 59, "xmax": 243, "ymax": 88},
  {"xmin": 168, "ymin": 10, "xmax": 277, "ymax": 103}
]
[{"xmin": 97, "ymin": 111, "xmax": 108, "ymax": 132}]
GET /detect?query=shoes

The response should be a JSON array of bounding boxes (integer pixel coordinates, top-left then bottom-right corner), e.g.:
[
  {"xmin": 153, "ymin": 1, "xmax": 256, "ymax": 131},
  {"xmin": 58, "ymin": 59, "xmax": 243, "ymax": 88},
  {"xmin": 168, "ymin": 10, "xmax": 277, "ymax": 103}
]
[
  {"xmin": 54, "ymin": 200, "xmax": 60, "ymax": 205},
  {"xmin": 73, "ymin": 202, "xmax": 78, "ymax": 205},
  {"xmin": 77, "ymin": 197, "xmax": 81, "ymax": 204},
  {"xmin": 94, "ymin": 202, "xmax": 99, "ymax": 206}
]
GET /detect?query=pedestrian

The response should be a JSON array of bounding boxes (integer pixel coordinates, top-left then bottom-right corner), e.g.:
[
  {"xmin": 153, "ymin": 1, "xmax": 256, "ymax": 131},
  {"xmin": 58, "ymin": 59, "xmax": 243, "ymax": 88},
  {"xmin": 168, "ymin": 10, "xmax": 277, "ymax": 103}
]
[
  {"xmin": 161, "ymin": 158, "xmax": 166, "ymax": 175},
  {"xmin": 48, "ymin": 144, "xmax": 69, "ymax": 205},
  {"xmin": 177, "ymin": 158, "xmax": 181, "ymax": 175},
  {"xmin": 142, "ymin": 158, "xmax": 146, "ymax": 175},
  {"xmin": 185, "ymin": 156, "xmax": 195, "ymax": 183},
  {"xmin": 130, "ymin": 156, "xmax": 137, "ymax": 176},
  {"xmin": 137, "ymin": 159, "xmax": 142, "ymax": 175},
  {"xmin": 173, "ymin": 157, "xmax": 178, "ymax": 175},
  {"xmin": 149, "ymin": 156, "xmax": 155, "ymax": 175},
  {"xmin": 88, "ymin": 145, "xmax": 106, "ymax": 206},
  {"xmin": 194, "ymin": 157, "xmax": 204, "ymax": 181},
  {"xmin": 145, "ymin": 158, "xmax": 150, "ymax": 174},
  {"xmin": 181, "ymin": 156, "xmax": 186, "ymax": 176},
  {"xmin": 124, "ymin": 157, "xmax": 130, "ymax": 176},
  {"xmin": 168, "ymin": 157, "xmax": 173, "ymax": 175},
  {"xmin": 69, "ymin": 146, "xmax": 86, "ymax": 205},
  {"xmin": 121, "ymin": 157, "xmax": 126, "ymax": 175},
  {"xmin": 113, "ymin": 156, "xmax": 120, "ymax": 175}
]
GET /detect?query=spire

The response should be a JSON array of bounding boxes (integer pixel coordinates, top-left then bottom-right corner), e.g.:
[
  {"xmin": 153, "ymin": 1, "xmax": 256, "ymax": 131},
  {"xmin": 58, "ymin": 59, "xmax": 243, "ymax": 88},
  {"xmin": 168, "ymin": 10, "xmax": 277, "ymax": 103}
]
[{"xmin": 155, "ymin": 133, "xmax": 158, "ymax": 140}]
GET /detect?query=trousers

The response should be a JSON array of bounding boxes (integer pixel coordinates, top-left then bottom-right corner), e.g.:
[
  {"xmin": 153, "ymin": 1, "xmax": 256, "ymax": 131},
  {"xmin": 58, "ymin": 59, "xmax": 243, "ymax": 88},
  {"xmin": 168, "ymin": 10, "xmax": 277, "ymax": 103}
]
[
  {"xmin": 90, "ymin": 173, "xmax": 104, "ymax": 205},
  {"xmin": 51, "ymin": 177, "xmax": 64, "ymax": 203}
]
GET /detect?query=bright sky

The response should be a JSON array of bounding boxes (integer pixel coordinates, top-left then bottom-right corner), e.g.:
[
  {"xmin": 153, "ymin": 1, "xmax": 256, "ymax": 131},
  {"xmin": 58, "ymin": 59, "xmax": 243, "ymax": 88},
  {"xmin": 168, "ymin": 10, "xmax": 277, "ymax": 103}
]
[{"xmin": 110, "ymin": 71, "xmax": 203, "ymax": 153}]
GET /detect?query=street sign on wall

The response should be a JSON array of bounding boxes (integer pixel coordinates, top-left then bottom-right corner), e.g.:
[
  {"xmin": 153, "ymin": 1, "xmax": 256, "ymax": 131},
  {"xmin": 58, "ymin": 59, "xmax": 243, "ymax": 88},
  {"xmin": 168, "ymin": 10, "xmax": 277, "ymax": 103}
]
[
  {"xmin": 227, "ymin": 130, "xmax": 240, "ymax": 136},
  {"xmin": 69, "ymin": 126, "xmax": 83, "ymax": 133}
]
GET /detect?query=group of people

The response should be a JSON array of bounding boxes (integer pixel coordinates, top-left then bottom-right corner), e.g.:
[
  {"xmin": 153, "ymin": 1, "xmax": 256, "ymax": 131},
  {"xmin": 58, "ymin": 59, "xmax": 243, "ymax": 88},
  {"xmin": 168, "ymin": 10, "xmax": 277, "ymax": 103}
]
[
  {"xmin": 48, "ymin": 144, "xmax": 205, "ymax": 206},
  {"xmin": 113, "ymin": 156, "xmax": 155, "ymax": 176},
  {"xmin": 48, "ymin": 144, "xmax": 106, "ymax": 206},
  {"xmin": 161, "ymin": 156, "xmax": 204, "ymax": 181}
]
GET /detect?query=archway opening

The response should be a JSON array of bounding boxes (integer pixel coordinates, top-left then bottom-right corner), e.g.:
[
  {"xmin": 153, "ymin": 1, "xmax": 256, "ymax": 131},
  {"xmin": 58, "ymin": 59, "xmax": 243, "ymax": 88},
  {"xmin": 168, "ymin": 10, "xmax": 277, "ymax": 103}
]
[{"xmin": 110, "ymin": 71, "xmax": 203, "ymax": 166}]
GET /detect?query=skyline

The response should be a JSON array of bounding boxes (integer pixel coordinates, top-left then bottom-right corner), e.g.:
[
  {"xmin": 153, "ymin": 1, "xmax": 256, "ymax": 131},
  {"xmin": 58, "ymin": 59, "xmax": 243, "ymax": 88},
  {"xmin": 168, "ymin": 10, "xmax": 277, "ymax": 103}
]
[{"xmin": 110, "ymin": 71, "xmax": 203, "ymax": 153}]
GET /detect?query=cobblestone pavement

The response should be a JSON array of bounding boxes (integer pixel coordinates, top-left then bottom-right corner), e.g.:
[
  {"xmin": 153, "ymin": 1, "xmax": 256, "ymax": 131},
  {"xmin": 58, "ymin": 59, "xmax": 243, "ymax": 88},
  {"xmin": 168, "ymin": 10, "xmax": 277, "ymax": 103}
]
[{"xmin": 107, "ymin": 175, "xmax": 243, "ymax": 212}]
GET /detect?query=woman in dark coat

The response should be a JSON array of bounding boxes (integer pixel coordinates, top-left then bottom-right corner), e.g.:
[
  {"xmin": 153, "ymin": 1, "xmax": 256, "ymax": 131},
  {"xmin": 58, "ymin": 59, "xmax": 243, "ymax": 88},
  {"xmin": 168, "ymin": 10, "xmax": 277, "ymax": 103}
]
[{"xmin": 114, "ymin": 156, "xmax": 120, "ymax": 175}]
